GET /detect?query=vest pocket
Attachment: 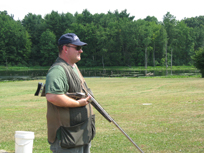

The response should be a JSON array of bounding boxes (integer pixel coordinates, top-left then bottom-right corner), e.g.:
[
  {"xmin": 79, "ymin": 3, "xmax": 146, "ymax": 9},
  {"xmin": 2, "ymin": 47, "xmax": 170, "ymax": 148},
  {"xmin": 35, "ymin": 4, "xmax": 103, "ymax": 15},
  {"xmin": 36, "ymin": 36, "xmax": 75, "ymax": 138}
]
[{"xmin": 60, "ymin": 115, "xmax": 95, "ymax": 149}]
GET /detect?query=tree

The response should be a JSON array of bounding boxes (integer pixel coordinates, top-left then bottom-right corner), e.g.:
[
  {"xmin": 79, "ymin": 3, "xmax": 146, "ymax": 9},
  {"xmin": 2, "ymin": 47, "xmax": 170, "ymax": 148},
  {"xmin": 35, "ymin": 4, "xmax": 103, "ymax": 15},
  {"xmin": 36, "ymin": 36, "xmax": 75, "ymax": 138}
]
[
  {"xmin": 150, "ymin": 22, "xmax": 162, "ymax": 66},
  {"xmin": 0, "ymin": 11, "xmax": 32, "ymax": 66},
  {"xmin": 22, "ymin": 13, "xmax": 46, "ymax": 65},
  {"xmin": 106, "ymin": 20, "xmax": 123, "ymax": 66},
  {"xmin": 184, "ymin": 16, "xmax": 204, "ymax": 51},
  {"xmin": 39, "ymin": 29, "xmax": 58, "ymax": 66},
  {"xmin": 44, "ymin": 11, "xmax": 75, "ymax": 42},
  {"xmin": 173, "ymin": 21, "xmax": 194, "ymax": 65},
  {"xmin": 75, "ymin": 9, "xmax": 93, "ymax": 25},
  {"xmin": 157, "ymin": 25, "xmax": 168, "ymax": 66},
  {"xmin": 118, "ymin": 18, "xmax": 136, "ymax": 66},
  {"xmin": 96, "ymin": 26, "xmax": 109, "ymax": 68},
  {"xmin": 115, "ymin": 9, "xmax": 135, "ymax": 21},
  {"xmin": 139, "ymin": 20, "xmax": 153, "ymax": 68},
  {"xmin": 144, "ymin": 16, "xmax": 158, "ymax": 24},
  {"xmin": 1, "ymin": 10, "xmax": 204, "ymax": 67},
  {"xmin": 163, "ymin": 12, "xmax": 177, "ymax": 68},
  {"xmin": 191, "ymin": 47, "xmax": 204, "ymax": 77}
]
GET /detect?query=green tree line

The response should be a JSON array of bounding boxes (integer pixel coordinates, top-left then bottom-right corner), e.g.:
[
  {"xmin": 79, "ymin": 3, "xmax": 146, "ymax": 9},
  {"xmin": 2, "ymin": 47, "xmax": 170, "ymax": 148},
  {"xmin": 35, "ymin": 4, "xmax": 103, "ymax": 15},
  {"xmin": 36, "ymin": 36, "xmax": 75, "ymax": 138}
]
[{"xmin": 0, "ymin": 9, "xmax": 204, "ymax": 68}]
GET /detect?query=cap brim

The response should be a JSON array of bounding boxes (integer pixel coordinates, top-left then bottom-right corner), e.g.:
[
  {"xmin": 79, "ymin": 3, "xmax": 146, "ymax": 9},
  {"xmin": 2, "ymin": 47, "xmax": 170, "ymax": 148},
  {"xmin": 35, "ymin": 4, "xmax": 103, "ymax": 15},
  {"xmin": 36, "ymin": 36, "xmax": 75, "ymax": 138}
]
[{"xmin": 72, "ymin": 41, "xmax": 87, "ymax": 46}]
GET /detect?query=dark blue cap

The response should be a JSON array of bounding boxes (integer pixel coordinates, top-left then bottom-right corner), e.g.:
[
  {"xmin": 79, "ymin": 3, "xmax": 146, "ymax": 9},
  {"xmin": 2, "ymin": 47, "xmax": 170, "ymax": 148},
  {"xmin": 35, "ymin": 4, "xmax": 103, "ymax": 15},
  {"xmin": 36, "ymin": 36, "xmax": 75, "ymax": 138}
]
[{"xmin": 58, "ymin": 33, "xmax": 87, "ymax": 46}]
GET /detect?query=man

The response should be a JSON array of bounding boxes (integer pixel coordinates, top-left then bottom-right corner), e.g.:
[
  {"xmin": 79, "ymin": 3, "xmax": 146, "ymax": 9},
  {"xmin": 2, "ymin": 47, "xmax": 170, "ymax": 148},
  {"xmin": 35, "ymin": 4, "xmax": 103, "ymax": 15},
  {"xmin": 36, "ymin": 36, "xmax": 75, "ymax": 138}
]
[{"xmin": 45, "ymin": 33, "xmax": 95, "ymax": 153}]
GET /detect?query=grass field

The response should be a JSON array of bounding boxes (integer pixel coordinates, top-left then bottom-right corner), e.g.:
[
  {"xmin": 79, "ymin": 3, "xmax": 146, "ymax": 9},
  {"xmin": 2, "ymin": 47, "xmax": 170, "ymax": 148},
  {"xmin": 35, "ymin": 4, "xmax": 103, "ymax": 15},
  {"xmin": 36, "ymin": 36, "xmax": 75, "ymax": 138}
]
[{"xmin": 0, "ymin": 78, "xmax": 204, "ymax": 153}]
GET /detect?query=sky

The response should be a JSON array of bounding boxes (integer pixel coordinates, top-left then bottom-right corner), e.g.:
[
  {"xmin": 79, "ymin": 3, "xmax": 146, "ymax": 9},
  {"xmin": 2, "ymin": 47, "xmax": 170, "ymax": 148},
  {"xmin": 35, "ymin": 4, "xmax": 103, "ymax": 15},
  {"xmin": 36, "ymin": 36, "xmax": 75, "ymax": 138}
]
[{"xmin": 1, "ymin": 0, "xmax": 203, "ymax": 22}]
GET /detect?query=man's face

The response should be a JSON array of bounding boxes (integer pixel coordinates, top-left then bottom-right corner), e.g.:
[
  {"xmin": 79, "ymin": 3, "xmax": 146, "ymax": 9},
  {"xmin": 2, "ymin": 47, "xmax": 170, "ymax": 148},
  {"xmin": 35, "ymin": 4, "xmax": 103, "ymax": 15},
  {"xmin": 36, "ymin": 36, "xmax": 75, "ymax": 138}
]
[{"xmin": 66, "ymin": 44, "xmax": 83, "ymax": 63}]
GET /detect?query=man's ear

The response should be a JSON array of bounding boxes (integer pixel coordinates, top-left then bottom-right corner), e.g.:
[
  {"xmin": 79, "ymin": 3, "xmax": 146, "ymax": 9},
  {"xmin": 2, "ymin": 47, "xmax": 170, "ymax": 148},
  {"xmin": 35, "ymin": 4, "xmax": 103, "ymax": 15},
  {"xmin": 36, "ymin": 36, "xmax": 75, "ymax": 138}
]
[{"xmin": 63, "ymin": 45, "xmax": 68, "ymax": 53}]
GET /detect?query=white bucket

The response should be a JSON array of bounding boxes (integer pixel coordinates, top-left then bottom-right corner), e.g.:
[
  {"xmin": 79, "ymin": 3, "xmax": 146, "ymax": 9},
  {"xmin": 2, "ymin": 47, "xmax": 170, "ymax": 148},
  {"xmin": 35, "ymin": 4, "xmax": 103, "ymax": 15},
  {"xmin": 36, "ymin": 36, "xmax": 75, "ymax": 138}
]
[{"xmin": 15, "ymin": 131, "xmax": 35, "ymax": 153}]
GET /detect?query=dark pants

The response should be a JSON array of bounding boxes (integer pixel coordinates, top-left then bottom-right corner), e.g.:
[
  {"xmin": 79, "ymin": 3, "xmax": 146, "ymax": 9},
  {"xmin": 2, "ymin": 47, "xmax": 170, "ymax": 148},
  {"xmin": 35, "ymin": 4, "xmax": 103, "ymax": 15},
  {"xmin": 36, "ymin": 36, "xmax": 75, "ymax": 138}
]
[{"xmin": 50, "ymin": 139, "xmax": 91, "ymax": 153}]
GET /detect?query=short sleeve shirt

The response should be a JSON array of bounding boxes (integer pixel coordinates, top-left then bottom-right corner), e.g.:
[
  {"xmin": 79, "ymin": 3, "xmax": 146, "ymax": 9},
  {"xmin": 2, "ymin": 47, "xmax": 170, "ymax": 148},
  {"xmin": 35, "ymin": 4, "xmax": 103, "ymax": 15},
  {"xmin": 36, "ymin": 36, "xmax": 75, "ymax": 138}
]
[{"xmin": 45, "ymin": 65, "xmax": 80, "ymax": 95}]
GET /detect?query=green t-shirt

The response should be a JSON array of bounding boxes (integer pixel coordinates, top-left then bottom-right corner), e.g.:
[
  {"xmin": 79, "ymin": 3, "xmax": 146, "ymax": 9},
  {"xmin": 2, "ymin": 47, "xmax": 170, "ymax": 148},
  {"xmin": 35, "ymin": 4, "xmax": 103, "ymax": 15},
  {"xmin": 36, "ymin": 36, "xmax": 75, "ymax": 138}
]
[{"xmin": 45, "ymin": 65, "xmax": 79, "ymax": 94}]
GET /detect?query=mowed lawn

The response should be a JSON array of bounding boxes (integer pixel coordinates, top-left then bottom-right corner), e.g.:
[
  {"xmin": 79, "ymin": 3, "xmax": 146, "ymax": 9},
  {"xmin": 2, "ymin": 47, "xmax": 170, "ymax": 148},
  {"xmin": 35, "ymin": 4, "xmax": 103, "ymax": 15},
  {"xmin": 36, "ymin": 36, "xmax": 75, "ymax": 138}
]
[{"xmin": 0, "ymin": 78, "xmax": 203, "ymax": 153}]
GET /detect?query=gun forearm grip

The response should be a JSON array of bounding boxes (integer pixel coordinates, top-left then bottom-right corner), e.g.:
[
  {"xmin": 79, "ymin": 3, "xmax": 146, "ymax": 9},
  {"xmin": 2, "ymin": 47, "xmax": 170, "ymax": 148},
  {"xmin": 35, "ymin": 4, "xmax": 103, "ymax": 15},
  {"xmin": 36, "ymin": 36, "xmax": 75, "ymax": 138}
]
[{"xmin": 65, "ymin": 92, "xmax": 86, "ymax": 100}]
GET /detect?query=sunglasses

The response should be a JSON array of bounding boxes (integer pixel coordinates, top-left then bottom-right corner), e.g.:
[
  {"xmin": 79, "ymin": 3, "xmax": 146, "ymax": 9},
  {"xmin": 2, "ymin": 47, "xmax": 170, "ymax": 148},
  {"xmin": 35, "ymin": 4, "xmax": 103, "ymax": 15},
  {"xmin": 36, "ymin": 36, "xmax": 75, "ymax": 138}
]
[{"xmin": 67, "ymin": 45, "xmax": 82, "ymax": 51}]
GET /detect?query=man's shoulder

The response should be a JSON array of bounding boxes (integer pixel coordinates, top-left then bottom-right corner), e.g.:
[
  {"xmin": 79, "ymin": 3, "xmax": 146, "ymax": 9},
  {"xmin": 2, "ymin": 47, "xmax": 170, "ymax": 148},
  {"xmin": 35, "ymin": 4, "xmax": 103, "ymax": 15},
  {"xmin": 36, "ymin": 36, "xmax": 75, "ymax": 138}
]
[
  {"xmin": 49, "ymin": 65, "xmax": 65, "ymax": 72},
  {"xmin": 46, "ymin": 65, "xmax": 66, "ymax": 78}
]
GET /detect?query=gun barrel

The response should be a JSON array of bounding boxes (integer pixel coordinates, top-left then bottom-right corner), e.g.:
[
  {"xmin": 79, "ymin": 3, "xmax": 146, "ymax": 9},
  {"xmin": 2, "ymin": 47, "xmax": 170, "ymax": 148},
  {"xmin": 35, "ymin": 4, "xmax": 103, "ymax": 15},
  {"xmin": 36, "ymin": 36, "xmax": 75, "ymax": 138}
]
[
  {"xmin": 87, "ymin": 92, "xmax": 112, "ymax": 122},
  {"xmin": 86, "ymin": 91, "xmax": 144, "ymax": 153},
  {"xmin": 111, "ymin": 120, "xmax": 144, "ymax": 153}
]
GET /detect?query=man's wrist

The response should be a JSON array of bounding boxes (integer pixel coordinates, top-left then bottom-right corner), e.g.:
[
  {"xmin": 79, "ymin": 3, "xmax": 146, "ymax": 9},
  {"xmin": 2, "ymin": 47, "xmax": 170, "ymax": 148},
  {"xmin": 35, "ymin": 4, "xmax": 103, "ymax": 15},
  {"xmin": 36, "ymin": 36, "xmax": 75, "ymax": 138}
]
[{"xmin": 76, "ymin": 100, "xmax": 80, "ymax": 107}]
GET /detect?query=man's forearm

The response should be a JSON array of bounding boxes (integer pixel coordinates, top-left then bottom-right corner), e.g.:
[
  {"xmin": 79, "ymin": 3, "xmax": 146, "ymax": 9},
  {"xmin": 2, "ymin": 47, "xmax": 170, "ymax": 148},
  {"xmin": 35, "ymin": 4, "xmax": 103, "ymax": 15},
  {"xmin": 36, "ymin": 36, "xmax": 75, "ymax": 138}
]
[
  {"xmin": 46, "ymin": 93, "xmax": 80, "ymax": 107},
  {"xmin": 46, "ymin": 93, "xmax": 90, "ymax": 107}
]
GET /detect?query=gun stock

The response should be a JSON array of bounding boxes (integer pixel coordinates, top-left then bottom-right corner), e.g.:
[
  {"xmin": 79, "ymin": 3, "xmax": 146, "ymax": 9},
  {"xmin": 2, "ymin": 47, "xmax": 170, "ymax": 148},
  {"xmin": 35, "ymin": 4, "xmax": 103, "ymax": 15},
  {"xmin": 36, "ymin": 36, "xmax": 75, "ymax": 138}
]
[
  {"xmin": 34, "ymin": 82, "xmax": 86, "ymax": 100},
  {"xmin": 34, "ymin": 82, "xmax": 44, "ymax": 96}
]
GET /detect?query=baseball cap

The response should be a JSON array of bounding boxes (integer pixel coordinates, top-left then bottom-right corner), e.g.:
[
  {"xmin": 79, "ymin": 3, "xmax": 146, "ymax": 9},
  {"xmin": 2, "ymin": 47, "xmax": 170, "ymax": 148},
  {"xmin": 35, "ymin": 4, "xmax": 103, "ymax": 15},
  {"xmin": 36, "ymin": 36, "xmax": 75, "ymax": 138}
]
[{"xmin": 58, "ymin": 33, "xmax": 87, "ymax": 46}]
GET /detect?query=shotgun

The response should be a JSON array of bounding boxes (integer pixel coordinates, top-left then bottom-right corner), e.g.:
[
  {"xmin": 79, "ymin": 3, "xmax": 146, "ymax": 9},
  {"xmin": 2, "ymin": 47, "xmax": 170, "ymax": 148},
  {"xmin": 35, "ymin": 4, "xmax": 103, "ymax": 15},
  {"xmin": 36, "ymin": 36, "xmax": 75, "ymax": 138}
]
[
  {"xmin": 34, "ymin": 82, "xmax": 85, "ymax": 100},
  {"xmin": 35, "ymin": 82, "xmax": 144, "ymax": 153}
]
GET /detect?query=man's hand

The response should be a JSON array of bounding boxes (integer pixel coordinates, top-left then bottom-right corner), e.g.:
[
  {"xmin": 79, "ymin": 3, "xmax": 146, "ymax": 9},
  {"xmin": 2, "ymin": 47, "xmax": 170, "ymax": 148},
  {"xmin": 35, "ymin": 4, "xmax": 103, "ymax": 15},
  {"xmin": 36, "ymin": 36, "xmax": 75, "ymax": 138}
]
[{"xmin": 77, "ymin": 96, "xmax": 91, "ymax": 106}]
